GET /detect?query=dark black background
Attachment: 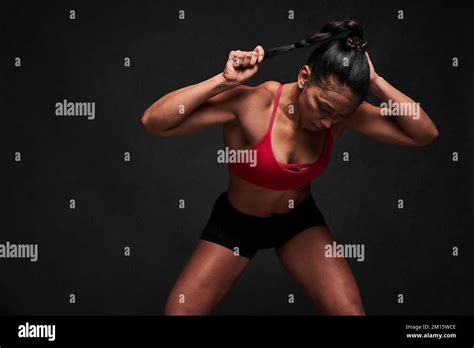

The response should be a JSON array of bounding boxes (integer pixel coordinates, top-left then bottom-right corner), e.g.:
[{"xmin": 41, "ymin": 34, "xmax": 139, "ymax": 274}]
[{"xmin": 2, "ymin": 0, "xmax": 473, "ymax": 315}]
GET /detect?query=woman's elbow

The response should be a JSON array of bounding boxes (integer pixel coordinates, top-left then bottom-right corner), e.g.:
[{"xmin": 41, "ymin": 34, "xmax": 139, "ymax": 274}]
[
  {"xmin": 141, "ymin": 108, "xmax": 166, "ymax": 136},
  {"xmin": 141, "ymin": 108, "xmax": 151, "ymax": 127},
  {"xmin": 417, "ymin": 127, "xmax": 439, "ymax": 146},
  {"xmin": 427, "ymin": 125, "xmax": 439, "ymax": 144},
  {"xmin": 431, "ymin": 127, "xmax": 439, "ymax": 141}
]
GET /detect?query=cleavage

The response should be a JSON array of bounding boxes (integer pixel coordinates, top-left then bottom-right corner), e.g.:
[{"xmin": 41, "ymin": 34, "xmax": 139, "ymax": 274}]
[{"xmin": 271, "ymin": 111, "xmax": 326, "ymax": 166}]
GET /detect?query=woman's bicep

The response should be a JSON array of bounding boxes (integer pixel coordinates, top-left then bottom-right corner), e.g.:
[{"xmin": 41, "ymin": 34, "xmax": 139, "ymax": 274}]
[{"xmin": 156, "ymin": 87, "xmax": 247, "ymax": 137}]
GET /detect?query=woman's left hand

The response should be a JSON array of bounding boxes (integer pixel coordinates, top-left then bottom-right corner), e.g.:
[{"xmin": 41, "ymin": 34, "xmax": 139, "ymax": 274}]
[{"xmin": 365, "ymin": 51, "xmax": 379, "ymax": 83}]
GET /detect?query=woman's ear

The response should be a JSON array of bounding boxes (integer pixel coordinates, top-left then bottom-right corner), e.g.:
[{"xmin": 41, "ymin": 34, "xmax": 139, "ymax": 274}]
[{"xmin": 298, "ymin": 65, "xmax": 312, "ymax": 89}]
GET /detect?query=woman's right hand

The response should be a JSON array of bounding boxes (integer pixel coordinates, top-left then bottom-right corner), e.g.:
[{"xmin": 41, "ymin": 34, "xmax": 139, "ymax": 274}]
[{"xmin": 223, "ymin": 45, "xmax": 265, "ymax": 86}]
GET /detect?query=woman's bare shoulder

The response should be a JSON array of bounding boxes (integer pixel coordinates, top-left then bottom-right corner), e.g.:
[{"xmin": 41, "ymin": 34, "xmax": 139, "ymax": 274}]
[
  {"xmin": 234, "ymin": 80, "xmax": 278, "ymax": 117},
  {"xmin": 256, "ymin": 80, "xmax": 281, "ymax": 98}
]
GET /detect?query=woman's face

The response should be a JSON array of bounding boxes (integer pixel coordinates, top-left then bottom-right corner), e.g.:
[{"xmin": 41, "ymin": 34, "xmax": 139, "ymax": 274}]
[{"xmin": 297, "ymin": 73, "xmax": 361, "ymax": 131}]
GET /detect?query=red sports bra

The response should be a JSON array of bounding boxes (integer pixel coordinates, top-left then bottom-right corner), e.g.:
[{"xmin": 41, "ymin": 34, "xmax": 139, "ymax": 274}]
[{"xmin": 228, "ymin": 82, "xmax": 333, "ymax": 191}]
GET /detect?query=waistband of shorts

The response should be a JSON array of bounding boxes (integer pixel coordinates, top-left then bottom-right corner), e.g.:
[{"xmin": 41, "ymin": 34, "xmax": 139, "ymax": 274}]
[{"xmin": 216, "ymin": 190, "xmax": 316, "ymax": 221}]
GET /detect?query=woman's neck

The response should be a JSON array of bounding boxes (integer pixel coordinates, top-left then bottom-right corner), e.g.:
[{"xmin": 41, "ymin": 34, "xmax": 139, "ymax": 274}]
[{"xmin": 280, "ymin": 82, "xmax": 306, "ymax": 131}]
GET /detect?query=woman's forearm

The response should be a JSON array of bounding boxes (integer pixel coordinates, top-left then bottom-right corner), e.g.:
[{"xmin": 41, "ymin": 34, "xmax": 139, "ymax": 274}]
[
  {"xmin": 141, "ymin": 72, "xmax": 236, "ymax": 132},
  {"xmin": 369, "ymin": 76, "xmax": 439, "ymax": 142}
]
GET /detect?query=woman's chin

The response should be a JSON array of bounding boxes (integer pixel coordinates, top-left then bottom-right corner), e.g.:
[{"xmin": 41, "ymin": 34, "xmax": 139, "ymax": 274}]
[
  {"xmin": 303, "ymin": 123, "xmax": 317, "ymax": 131},
  {"xmin": 305, "ymin": 124, "xmax": 322, "ymax": 132}
]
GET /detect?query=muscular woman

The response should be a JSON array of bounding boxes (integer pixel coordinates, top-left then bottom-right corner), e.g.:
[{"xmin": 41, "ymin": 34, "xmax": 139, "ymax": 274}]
[{"xmin": 141, "ymin": 20, "xmax": 438, "ymax": 315}]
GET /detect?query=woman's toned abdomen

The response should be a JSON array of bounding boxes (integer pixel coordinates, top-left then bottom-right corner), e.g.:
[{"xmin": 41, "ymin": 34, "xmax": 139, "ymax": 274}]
[{"xmin": 227, "ymin": 171, "xmax": 311, "ymax": 217}]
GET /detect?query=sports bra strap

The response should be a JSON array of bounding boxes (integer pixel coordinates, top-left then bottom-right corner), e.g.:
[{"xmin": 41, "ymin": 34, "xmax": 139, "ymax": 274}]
[{"xmin": 268, "ymin": 83, "xmax": 284, "ymax": 131}]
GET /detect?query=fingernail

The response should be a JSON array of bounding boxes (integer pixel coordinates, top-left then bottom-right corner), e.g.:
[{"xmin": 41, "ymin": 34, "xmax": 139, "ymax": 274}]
[{"xmin": 258, "ymin": 55, "xmax": 263, "ymax": 62}]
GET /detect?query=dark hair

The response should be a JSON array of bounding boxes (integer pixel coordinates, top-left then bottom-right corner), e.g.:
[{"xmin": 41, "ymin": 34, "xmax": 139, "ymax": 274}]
[{"xmin": 265, "ymin": 20, "xmax": 370, "ymax": 102}]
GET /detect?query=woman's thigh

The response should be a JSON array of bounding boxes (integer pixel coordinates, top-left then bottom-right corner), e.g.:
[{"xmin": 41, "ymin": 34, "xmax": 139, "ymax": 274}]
[
  {"xmin": 275, "ymin": 225, "xmax": 365, "ymax": 315},
  {"xmin": 164, "ymin": 239, "xmax": 251, "ymax": 315}
]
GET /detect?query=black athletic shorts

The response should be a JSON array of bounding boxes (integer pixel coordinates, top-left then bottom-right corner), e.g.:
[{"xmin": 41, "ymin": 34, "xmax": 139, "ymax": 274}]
[{"xmin": 199, "ymin": 190, "xmax": 327, "ymax": 259}]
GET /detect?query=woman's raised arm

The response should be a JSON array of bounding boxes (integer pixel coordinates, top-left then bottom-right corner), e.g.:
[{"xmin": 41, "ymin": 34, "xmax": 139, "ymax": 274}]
[{"xmin": 141, "ymin": 46, "xmax": 265, "ymax": 136}]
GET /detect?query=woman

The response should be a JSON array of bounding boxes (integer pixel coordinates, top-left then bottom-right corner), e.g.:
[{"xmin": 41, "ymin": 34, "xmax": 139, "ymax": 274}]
[{"xmin": 141, "ymin": 20, "xmax": 439, "ymax": 315}]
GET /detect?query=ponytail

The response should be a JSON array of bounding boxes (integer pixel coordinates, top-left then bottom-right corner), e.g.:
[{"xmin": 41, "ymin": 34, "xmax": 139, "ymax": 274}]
[
  {"xmin": 263, "ymin": 19, "xmax": 370, "ymax": 102},
  {"xmin": 265, "ymin": 31, "xmax": 351, "ymax": 59},
  {"xmin": 264, "ymin": 19, "xmax": 367, "ymax": 60}
]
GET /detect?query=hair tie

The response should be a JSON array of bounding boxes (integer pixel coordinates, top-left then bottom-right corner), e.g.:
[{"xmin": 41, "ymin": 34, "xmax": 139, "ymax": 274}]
[{"xmin": 346, "ymin": 36, "xmax": 368, "ymax": 50}]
